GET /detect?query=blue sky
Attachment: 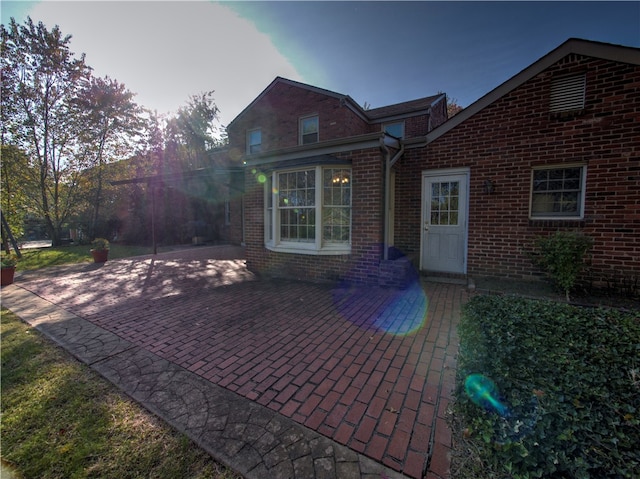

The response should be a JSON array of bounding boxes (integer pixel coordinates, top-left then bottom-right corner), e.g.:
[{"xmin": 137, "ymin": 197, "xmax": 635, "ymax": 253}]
[{"xmin": 2, "ymin": 1, "xmax": 639, "ymax": 130}]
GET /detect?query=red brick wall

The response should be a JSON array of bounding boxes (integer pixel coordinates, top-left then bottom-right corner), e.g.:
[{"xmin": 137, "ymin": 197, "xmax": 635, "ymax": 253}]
[
  {"xmin": 395, "ymin": 54, "xmax": 640, "ymax": 282},
  {"xmin": 218, "ymin": 195, "xmax": 243, "ymax": 245},
  {"xmin": 244, "ymin": 147, "xmax": 385, "ymax": 284},
  {"xmin": 228, "ymin": 83, "xmax": 369, "ymax": 156}
]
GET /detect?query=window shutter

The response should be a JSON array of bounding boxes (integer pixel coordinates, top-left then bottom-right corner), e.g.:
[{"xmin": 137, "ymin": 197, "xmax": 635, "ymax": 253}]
[{"xmin": 550, "ymin": 74, "xmax": 586, "ymax": 113}]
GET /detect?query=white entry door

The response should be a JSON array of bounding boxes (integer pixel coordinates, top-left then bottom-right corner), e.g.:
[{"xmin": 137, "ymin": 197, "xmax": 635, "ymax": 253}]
[{"xmin": 421, "ymin": 171, "xmax": 468, "ymax": 274}]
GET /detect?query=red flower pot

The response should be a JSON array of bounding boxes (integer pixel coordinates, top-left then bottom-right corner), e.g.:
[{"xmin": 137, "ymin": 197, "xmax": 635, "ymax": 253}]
[
  {"xmin": 91, "ymin": 249, "xmax": 109, "ymax": 263},
  {"xmin": 1, "ymin": 266, "xmax": 16, "ymax": 286}
]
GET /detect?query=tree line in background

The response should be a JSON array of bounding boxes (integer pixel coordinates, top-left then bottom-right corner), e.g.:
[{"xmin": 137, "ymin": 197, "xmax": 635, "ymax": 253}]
[{"xmin": 1, "ymin": 17, "xmax": 229, "ymax": 247}]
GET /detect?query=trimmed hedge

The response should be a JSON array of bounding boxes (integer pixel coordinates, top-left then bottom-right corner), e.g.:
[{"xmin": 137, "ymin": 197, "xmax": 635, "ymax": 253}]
[{"xmin": 455, "ymin": 295, "xmax": 640, "ymax": 478}]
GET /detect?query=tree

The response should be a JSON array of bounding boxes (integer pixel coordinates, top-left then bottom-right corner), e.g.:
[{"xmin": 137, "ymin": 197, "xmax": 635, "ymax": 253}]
[
  {"xmin": 75, "ymin": 75, "xmax": 144, "ymax": 238},
  {"xmin": 447, "ymin": 96, "xmax": 464, "ymax": 118},
  {"xmin": 156, "ymin": 92, "xmax": 224, "ymax": 244},
  {"xmin": 1, "ymin": 17, "xmax": 91, "ymax": 245},
  {"xmin": 165, "ymin": 91, "xmax": 221, "ymax": 170},
  {"xmin": 0, "ymin": 145, "xmax": 33, "ymax": 240}
]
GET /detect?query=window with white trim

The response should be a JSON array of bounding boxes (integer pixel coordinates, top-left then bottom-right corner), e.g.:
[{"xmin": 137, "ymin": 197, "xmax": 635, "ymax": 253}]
[
  {"xmin": 530, "ymin": 165, "xmax": 586, "ymax": 219},
  {"xmin": 247, "ymin": 128, "xmax": 262, "ymax": 154},
  {"xmin": 299, "ymin": 115, "xmax": 319, "ymax": 144},
  {"xmin": 384, "ymin": 121, "xmax": 404, "ymax": 139},
  {"xmin": 266, "ymin": 174, "xmax": 273, "ymax": 242},
  {"xmin": 265, "ymin": 166, "xmax": 351, "ymax": 254}
]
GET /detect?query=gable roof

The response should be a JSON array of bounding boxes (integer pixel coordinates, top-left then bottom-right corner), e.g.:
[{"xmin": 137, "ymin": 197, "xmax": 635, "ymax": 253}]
[
  {"xmin": 419, "ymin": 38, "xmax": 640, "ymax": 145},
  {"xmin": 228, "ymin": 77, "xmax": 366, "ymax": 128},
  {"xmin": 228, "ymin": 76, "xmax": 446, "ymax": 128}
]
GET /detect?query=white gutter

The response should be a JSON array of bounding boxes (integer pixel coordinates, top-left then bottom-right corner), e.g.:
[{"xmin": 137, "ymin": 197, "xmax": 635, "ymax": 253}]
[{"xmin": 380, "ymin": 135, "xmax": 404, "ymax": 261}]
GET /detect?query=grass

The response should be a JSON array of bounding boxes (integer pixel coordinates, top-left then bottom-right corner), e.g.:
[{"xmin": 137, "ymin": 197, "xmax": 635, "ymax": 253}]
[
  {"xmin": 451, "ymin": 295, "xmax": 640, "ymax": 479},
  {"xmin": 0, "ymin": 308, "xmax": 242, "ymax": 479},
  {"xmin": 3, "ymin": 243, "xmax": 181, "ymax": 271}
]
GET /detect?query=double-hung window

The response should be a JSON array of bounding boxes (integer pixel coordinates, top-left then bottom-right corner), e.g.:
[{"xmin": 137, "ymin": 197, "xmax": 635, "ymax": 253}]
[
  {"xmin": 299, "ymin": 115, "xmax": 319, "ymax": 144},
  {"xmin": 530, "ymin": 165, "xmax": 586, "ymax": 219},
  {"xmin": 247, "ymin": 128, "xmax": 262, "ymax": 154},
  {"xmin": 278, "ymin": 169, "xmax": 316, "ymax": 242},
  {"xmin": 265, "ymin": 166, "xmax": 351, "ymax": 254}
]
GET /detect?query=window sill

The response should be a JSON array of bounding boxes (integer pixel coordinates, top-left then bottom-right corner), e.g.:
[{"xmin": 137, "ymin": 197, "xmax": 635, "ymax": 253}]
[
  {"xmin": 529, "ymin": 218, "xmax": 586, "ymax": 228},
  {"xmin": 529, "ymin": 215, "xmax": 583, "ymax": 221},
  {"xmin": 265, "ymin": 243, "xmax": 351, "ymax": 256}
]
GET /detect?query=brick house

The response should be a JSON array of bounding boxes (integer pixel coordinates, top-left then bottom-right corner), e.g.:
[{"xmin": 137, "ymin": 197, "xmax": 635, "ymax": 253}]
[
  {"xmin": 396, "ymin": 38, "xmax": 640, "ymax": 286},
  {"xmin": 228, "ymin": 77, "xmax": 447, "ymax": 286},
  {"xmin": 230, "ymin": 38, "xmax": 640, "ymax": 287}
]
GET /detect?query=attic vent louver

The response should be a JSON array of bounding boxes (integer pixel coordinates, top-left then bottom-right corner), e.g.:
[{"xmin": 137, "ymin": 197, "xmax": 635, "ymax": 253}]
[{"xmin": 550, "ymin": 74, "xmax": 586, "ymax": 113}]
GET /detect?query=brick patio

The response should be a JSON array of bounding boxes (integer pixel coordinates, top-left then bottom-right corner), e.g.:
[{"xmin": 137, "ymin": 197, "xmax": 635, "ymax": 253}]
[{"xmin": 13, "ymin": 245, "xmax": 468, "ymax": 478}]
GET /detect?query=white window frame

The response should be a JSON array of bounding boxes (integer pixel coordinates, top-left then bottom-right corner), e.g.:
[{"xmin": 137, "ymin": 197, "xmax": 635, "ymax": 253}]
[
  {"xmin": 247, "ymin": 128, "xmax": 262, "ymax": 154},
  {"xmin": 529, "ymin": 164, "xmax": 587, "ymax": 220},
  {"xmin": 264, "ymin": 165, "xmax": 351, "ymax": 255},
  {"xmin": 299, "ymin": 115, "xmax": 319, "ymax": 145},
  {"xmin": 383, "ymin": 121, "xmax": 405, "ymax": 139}
]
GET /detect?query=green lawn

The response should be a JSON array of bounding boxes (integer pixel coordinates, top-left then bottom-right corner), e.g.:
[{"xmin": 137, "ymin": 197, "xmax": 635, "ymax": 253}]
[
  {"xmin": 452, "ymin": 295, "xmax": 640, "ymax": 479},
  {"xmin": 0, "ymin": 308, "xmax": 241, "ymax": 479},
  {"xmin": 4, "ymin": 243, "xmax": 180, "ymax": 271}
]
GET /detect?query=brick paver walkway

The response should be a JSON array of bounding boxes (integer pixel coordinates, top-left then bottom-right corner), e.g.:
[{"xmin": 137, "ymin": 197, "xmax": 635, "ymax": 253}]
[{"xmin": 9, "ymin": 245, "xmax": 467, "ymax": 478}]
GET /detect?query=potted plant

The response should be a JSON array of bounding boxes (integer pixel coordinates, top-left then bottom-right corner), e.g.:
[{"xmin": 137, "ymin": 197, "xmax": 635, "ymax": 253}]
[
  {"xmin": 1, "ymin": 255, "xmax": 18, "ymax": 286},
  {"xmin": 90, "ymin": 238, "xmax": 110, "ymax": 263}
]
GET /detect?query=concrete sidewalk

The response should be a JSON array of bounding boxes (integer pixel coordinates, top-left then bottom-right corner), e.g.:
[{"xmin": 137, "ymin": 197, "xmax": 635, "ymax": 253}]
[{"xmin": 1, "ymin": 245, "xmax": 468, "ymax": 478}]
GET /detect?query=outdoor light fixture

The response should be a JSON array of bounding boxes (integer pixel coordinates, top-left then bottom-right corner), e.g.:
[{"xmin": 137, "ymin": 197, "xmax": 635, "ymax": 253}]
[{"xmin": 484, "ymin": 179, "xmax": 495, "ymax": 194}]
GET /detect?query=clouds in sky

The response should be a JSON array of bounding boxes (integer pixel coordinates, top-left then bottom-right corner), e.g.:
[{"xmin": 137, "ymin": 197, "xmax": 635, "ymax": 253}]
[
  {"xmin": 4, "ymin": 1, "xmax": 639, "ymax": 130},
  {"xmin": 15, "ymin": 1, "xmax": 302, "ymax": 127}
]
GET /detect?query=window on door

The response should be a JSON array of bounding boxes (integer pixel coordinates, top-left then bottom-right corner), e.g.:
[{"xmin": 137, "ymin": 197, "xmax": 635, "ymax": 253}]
[{"xmin": 430, "ymin": 181, "xmax": 460, "ymax": 225}]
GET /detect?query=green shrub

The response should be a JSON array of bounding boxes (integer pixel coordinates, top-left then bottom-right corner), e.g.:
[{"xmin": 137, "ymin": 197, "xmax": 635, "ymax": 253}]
[
  {"xmin": 1, "ymin": 254, "xmax": 18, "ymax": 268},
  {"xmin": 529, "ymin": 232, "xmax": 593, "ymax": 301},
  {"xmin": 90, "ymin": 237, "xmax": 110, "ymax": 251},
  {"xmin": 455, "ymin": 295, "xmax": 640, "ymax": 478}
]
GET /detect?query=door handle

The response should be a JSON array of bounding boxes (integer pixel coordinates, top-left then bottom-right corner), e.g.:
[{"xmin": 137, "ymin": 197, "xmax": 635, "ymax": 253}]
[{"xmin": 424, "ymin": 223, "xmax": 429, "ymax": 231}]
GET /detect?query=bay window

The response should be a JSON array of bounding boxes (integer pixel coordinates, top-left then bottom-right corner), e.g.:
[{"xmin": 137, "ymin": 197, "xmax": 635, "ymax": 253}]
[{"xmin": 265, "ymin": 166, "xmax": 351, "ymax": 254}]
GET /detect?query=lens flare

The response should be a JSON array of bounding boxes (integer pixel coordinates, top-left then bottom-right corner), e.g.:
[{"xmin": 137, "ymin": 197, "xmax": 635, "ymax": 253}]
[
  {"xmin": 464, "ymin": 374, "xmax": 510, "ymax": 417},
  {"xmin": 370, "ymin": 281, "xmax": 428, "ymax": 335},
  {"xmin": 465, "ymin": 375, "xmax": 543, "ymax": 444},
  {"xmin": 332, "ymin": 280, "xmax": 428, "ymax": 336}
]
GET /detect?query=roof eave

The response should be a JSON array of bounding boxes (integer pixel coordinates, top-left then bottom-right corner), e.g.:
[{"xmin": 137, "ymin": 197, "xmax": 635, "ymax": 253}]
[
  {"xmin": 366, "ymin": 93, "xmax": 446, "ymax": 123},
  {"xmin": 244, "ymin": 132, "xmax": 384, "ymax": 166},
  {"xmin": 368, "ymin": 108, "xmax": 432, "ymax": 124}
]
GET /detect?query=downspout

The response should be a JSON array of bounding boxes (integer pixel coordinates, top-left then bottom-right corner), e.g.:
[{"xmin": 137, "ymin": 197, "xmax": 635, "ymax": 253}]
[
  {"xmin": 380, "ymin": 135, "xmax": 404, "ymax": 261},
  {"xmin": 241, "ymin": 195, "xmax": 246, "ymax": 246}
]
